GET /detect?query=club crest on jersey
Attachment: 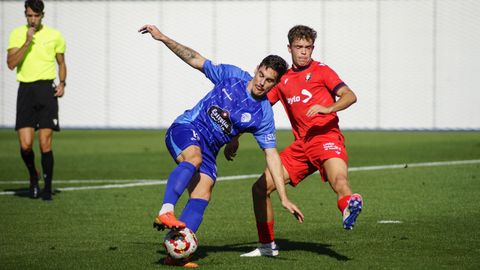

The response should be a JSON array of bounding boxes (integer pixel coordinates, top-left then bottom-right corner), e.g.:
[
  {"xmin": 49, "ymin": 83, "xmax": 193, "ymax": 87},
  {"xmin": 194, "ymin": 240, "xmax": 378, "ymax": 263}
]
[
  {"xmin": 208, "ymin": 105, "xmax": 232, "ymax": 134},
  {"xmin": 241, "ymin": 113, "xmax": 251, "ymax": 123},
  {"xmin": 305, "ymin": 73, "xmax": 312, "ymax": 81}
]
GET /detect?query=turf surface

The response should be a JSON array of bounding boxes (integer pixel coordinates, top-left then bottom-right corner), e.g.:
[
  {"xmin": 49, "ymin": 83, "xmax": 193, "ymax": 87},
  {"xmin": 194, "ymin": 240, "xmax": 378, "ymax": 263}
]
[{"xmin": 1, "ymin": 130, "xmax": 479, "ymax": 269}]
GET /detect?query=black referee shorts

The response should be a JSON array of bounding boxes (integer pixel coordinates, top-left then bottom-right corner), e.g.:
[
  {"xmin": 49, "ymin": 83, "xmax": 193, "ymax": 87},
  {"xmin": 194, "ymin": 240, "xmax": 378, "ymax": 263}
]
[{"xmin": 15, "ymin": 80, "xmax": 60, "ymax": 131}]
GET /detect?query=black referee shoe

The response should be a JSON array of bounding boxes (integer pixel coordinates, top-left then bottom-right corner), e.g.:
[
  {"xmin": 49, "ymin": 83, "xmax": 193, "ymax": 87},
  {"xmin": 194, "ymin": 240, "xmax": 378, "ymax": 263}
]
[
  {"xmin": 41, "ymin": 186, "xmax": 53, "ymax": 201},
  {"xmin": 29, "ymin": 171, "xmax": 40, "ymax": 199},
  {"xmin": 42, "ymin": 191, "xmax": 53, "ymax": 201},
  {"xmin": 29, "ymin": 183, "xmax": 41, "ymax": 199}
]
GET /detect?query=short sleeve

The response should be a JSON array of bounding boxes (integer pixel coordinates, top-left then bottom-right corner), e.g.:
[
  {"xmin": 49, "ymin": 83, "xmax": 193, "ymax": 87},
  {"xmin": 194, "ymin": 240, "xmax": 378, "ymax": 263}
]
[
  {"xmin": 267, "ymin": 84, "xmax": 280, "ymax": 105},
  {"xmin": 7, "ymin": 27, "xmax": 26, "ymax": 50},
  {"xmin": 252, "ymin": 101, "xmax": 277, "ymax": 149},
  {"xmin": 322, "ymin": 65, "xmax": 345, "ymax": 94},
  {"xmin": 55, "ymin": 31, "xmax": 66, "ymax": 54}
]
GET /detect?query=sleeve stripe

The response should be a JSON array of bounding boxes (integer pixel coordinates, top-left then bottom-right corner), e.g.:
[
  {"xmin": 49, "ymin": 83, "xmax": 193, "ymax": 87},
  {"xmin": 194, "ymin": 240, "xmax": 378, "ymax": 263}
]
[{"xmin": 332, "ymin": 82, "xmax": 346, "ymax": 94}]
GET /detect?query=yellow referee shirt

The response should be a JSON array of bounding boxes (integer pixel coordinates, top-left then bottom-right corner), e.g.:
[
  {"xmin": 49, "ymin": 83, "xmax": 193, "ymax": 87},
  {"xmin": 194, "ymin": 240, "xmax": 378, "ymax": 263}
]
[{"xmin": 7, "ymin": 25, "xmax": 66, "ymax": 83}]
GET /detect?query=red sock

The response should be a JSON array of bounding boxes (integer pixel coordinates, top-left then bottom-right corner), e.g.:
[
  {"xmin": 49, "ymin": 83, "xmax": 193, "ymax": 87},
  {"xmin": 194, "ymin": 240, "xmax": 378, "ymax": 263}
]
[
  {"xmin": 337, "ymin": 195, "xmax": 351, "ymax": 213},
  {"xmin": 256, "ymin": 221, "xmax": 274, "ymax": 244}
]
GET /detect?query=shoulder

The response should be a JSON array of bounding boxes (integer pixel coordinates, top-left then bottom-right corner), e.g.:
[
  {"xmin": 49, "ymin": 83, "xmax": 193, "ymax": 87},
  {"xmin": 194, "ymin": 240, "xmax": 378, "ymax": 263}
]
[
  {"xmin": 8, "ymin": 26, "xmax": 28, "ymax": 48},
  {"xmin": 43, "ymin": 25, "xmax": 63, "ymax": 36},
  {"xmin": 38, "ymin": 26, "xmax": 64, "ymax": 42},
  {"xmin": 214, "ymin": 61, "xmax": 250, "ymax": 77},
  {"xmin": 10, "ymin": 25, "xmax": 27, "ymax": 36},
  {"xmin": 204, "ymin": 60, "xmax": 252, "ymax": 83},
  {"xmin": 260, "ymin": 99, "xmax": 274, "ymax": 115},
  {"xmin": 275, "ymin": 68, "xmax": 295, "ymax": 89},
  {"xmin": 311, "ymin": 60, "xmax": 335, "ymax": 72}
]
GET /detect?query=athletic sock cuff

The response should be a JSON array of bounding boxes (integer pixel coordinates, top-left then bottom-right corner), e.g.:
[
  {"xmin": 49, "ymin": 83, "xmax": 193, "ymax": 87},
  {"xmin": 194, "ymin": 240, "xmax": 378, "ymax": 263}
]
[
  {"xmin": 338, "ymin": 195, "xmax": 351, "ymax": 213},
  {"xmin": 178, "ymin": 161, "xmax": 196, "ymax": 173}
]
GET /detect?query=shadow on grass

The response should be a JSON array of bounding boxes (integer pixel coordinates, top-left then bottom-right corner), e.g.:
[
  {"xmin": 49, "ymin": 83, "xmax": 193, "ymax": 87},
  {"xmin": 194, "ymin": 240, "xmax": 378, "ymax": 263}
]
[
  {"xmin": 3, "ymin": 187, "xmax": 61, "ymax": 200},
  {"xmin": 154, "ymin": 238, "xmax": 349, "ymax": 265}
]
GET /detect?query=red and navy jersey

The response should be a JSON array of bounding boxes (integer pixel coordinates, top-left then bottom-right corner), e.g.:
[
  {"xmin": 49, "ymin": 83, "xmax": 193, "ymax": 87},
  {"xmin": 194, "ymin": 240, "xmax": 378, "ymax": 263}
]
[{"xmin": 268, "ymin": 60, "xmax": 345, "ymax": 140}]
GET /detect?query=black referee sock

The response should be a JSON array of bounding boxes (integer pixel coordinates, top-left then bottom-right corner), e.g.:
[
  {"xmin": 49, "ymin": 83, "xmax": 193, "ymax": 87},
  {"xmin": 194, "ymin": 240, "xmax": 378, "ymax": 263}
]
[
  {"xmin": 20, "ymin": 149, "xmax": 38, "ymax": 183},
  {"xmin": 41, "ymin": 151, "xmax": 54, "ymax": 192}
]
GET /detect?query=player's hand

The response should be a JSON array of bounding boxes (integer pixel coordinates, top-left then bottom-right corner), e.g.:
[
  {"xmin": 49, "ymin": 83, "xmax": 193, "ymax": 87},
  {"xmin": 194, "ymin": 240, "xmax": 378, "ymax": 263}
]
[
  {"xmin": 54, "ymin": 84, "xmax": 65, "ymax": 97},
  {"xmin": 281, "ymin": 199, "xmax": 304, "ymax": 223},
  {"xmin": 306, "ymin": 104, "xmax": 332, "ymax": 117},
  {"xmin": 224, "ymin": 137, "xmax": 239, "ymax": 161},
  {"xmin": 138, "ymin": 24, "xmax": 165, "ymax": 41},
  {"xmin": 26, "ymin": 26, "xmax": 36, "ymax": 43}
]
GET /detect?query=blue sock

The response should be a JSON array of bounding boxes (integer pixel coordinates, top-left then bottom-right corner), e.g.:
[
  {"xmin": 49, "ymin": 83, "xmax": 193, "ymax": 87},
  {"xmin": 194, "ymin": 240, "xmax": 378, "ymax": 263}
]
[
  {"xmin": 179, "ymin": 198, "xmax": 209, "ymax": 233},
  {"xmin": 162, "ymin": 161, "xmax": 196, "ymax": 205}
]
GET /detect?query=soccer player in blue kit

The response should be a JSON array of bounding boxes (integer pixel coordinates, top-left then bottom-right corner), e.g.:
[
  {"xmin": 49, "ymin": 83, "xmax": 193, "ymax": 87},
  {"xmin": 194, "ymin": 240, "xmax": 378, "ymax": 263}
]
[{"xmin": 139, "ymin": 24, "xmax": 304, "ymax": 267}]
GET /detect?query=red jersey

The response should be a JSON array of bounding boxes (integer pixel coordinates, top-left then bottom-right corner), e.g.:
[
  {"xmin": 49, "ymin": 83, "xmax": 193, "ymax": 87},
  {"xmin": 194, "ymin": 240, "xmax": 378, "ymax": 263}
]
[{"xmin": 268, "ymin": 60, "xmax": 345, "ymax": 140}]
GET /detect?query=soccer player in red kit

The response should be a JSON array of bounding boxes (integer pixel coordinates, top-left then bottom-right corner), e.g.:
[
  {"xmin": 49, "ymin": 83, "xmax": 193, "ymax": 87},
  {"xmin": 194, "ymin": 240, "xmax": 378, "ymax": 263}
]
[{"xmin": 232, "ymin": 25, "xmax": 363, "ymax": 257}]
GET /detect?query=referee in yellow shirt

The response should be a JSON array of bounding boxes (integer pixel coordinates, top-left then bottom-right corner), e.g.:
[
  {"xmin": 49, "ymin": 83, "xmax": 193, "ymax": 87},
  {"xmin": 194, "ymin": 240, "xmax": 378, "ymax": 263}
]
[{"xmin": 7, "ymin": 0, "xmax": 67, "ymax": 200}]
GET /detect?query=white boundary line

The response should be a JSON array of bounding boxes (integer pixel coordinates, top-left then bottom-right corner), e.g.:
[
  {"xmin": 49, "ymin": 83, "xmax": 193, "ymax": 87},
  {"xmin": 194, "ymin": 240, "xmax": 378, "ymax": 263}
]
[
  {"xmin": 1, "ymin": 159, "xmax": 479, "ymax": 196},
  {"xmin": 377, "ymin": 220, "xmax": 403, "ymax": 224}
]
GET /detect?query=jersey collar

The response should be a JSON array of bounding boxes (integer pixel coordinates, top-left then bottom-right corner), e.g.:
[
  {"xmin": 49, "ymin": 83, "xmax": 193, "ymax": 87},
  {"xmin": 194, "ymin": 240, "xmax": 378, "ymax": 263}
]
[{"xmin": 292, "ymin": 60, "xmax": 313, "ymax": 72}]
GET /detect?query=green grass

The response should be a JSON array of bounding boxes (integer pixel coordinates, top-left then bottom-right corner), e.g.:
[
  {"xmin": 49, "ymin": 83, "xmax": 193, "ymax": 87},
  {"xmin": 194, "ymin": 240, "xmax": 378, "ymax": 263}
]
[{"xmin": 1, "ymin": 130, "xmax": 480, "ymax": 269}]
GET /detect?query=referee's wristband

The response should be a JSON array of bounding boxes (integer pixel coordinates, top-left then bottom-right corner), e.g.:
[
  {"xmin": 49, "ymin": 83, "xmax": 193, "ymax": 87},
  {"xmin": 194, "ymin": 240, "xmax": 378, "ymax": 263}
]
[{"xmin": 59, "ymin": 80, "xmax": 66, "ymax": 86}]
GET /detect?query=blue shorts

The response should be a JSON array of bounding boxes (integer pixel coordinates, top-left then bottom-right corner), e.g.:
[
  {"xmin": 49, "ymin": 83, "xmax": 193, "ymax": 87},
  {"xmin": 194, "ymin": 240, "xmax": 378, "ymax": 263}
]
[{"xmin": 165, "ymin": 123, "xmax": 218, "ymax": 181}]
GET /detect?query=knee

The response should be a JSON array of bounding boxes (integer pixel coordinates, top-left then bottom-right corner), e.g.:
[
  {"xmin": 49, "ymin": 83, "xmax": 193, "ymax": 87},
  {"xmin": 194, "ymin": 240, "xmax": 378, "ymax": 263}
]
[
  {"xmin": 191, "ymin": 190, "xmax": 211, "ymax": 201},
  {"xmin": 39, "ymin": 140, "xmax": 52, "ymax": 152},
  {"xmin": 18, "ymin": 135, "xmax": 33, "ymax": 151},
  {"xmin": 180, "ymin": 148, "xmax": 203, "ymax": 169},
  {"xmin": 19, "ymin": 141, "xmax": 33, "ymax": 152},
  {"xmin": 189, "ymin": 179, "xmax": 213, "ymax": 201},
  {"xmin": 186, "ymin": 156, "xmax": 202, "ymax": 170}
]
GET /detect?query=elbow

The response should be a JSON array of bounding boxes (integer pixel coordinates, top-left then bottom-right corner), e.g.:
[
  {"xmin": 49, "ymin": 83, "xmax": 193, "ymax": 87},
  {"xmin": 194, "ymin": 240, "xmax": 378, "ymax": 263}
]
[
  {"xmin": 7, "ymin": 64, "xmax": 15, "ymax": 71},
  {"xmin": 349, "ymin": 91, "xmax": 358, "ymax": 105}
]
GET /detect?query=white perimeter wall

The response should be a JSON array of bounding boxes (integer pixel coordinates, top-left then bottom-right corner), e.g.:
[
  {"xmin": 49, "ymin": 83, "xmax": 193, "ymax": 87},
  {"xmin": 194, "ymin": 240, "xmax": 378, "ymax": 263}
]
[{"xmin": 1, "ymin": 0, "xmax": 479, "ymax": 130}]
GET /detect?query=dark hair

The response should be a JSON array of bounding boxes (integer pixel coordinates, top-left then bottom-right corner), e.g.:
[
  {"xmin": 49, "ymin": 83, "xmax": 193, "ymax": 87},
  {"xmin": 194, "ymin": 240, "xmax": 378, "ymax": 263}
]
[
  {"xmin": 288, "ymin": 25, "xmax": 317, "ymax": 44},
  {"xmin": 259, "ymin": 55, "xmax": 288, "ymax": 82},
  {"xmin": 25, "ymin": 0, "xmax": 44, "ymax": 13}
]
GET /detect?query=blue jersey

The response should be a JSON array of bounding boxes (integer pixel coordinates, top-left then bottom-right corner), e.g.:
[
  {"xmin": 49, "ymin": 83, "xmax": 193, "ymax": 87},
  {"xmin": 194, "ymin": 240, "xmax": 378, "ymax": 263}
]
[{"xmin": 174, "ymin": 60, "xmax": 277, "ymax": 154}]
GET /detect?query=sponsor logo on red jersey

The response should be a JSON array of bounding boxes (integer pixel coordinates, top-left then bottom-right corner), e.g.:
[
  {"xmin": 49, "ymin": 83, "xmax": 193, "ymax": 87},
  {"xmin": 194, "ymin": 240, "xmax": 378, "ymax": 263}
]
[{"xmin": 287, "ymin": 89, "xmax": 313, "ymax": 104}]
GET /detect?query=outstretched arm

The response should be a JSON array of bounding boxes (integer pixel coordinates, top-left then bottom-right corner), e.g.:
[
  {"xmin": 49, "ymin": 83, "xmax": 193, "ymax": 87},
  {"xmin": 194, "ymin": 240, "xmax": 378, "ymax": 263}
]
[
  {"xmin": 264, "ymin": 148, "xmax": 304, "ymax": 223},
  {"xmin": 139, "ymin": 24, "xmax": 206, "ymax": 71}
]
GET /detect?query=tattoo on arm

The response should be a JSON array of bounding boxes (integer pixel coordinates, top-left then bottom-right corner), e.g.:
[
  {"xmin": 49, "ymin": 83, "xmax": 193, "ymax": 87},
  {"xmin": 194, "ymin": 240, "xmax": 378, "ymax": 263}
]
[{"xmin": 168, "ymin": 40, "xmax": 197, "ymax": 63}]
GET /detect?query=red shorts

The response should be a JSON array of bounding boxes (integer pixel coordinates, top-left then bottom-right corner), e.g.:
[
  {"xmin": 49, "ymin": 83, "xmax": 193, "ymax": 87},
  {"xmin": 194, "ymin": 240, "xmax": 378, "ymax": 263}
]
[{"xmin": 280, "ymin": 133, "xmax": 348, "ymax": 186}]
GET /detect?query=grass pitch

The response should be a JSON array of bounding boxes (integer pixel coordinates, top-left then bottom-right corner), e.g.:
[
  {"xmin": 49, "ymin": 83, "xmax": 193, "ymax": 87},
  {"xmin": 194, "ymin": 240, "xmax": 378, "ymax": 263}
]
[{"xmin": 0, "ymin": 130, "xmax": 479, "ymax": 269}]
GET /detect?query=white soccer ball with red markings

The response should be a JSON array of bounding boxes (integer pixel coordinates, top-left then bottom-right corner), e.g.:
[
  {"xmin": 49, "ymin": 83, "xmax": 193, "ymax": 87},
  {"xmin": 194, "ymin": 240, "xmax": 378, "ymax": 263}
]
[{"xmin": 163, "ymin": 228, "xmax": 198, "ymax": 259}]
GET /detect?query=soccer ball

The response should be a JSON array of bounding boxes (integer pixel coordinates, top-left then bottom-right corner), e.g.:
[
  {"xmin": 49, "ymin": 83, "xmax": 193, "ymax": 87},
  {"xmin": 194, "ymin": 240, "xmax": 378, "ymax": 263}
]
[{"xmin": 163, "ymin": 228, "xmax": 198, "ymax": 259}]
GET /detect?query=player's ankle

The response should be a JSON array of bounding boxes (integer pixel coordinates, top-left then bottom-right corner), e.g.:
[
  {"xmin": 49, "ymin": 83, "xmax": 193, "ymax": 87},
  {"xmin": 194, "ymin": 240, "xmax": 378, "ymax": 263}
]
[
  {"xmin": 261, "ymin": 241, "xmax": 277, "ymax": 249},
  {"xmin": 159, "ymin": 203, "xmax": 175, "ymax": 215}
]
